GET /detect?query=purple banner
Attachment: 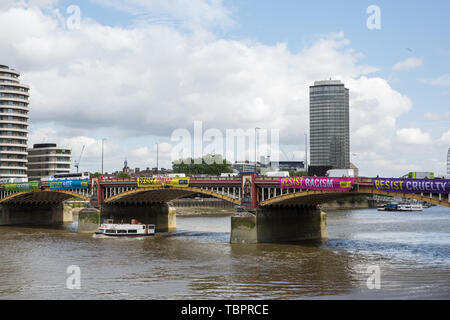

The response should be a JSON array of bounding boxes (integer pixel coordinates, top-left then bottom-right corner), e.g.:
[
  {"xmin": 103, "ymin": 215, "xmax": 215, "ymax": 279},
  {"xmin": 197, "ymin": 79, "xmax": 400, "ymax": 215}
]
[
  {"xmin": 280, "ymin": 176, "xmax": 356, "ymax": 191},
  {"xmin": 372, "ymin": 178, "xmax": 450, "ymax": 194}
]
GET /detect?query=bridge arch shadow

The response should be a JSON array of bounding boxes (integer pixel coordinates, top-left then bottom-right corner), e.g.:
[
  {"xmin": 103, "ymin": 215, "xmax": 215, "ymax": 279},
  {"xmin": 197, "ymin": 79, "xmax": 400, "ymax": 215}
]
[
  {"xmin": 104, "ymin": 187, "xmax": 241, "ymax": 205},
  {"xmin": 0, "ymin": 190, "xmax": 91, "ymax": 204}
]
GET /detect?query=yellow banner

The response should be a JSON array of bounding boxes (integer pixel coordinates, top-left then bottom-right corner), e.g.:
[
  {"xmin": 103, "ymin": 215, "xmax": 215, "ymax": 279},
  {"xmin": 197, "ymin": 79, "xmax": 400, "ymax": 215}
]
[{"xmin": 137, "ymin": 177, "xmax": 190, "ymax": 188}]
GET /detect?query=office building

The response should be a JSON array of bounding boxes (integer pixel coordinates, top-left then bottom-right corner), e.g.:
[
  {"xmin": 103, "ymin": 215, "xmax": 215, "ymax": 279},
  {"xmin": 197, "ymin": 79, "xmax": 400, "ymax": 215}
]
[
  {"xmin": 447, "ymin": 147, "xmax": 450, "ymax": 175},
  {"xmin": 309, "ymin": 80, "xmax": 350, "ymax": 169},
  {"xmin": 0, "ymin": 65, "xmax": 29, "ymax": 179},
  {"xmin": 27, "ymin": 143, "xmax": 71, "ymax": 181},
  {"xmin": 267, "ymin": 160, "xmax": 305, "ymax": 172}
]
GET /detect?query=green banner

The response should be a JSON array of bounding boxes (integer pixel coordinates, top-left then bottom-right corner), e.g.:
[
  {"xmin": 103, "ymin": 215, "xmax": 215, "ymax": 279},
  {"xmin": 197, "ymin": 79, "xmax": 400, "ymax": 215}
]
[
  {"xmin": 4, "ymin": 181, "xmax": 40, "ymax": 191},
  {"xmin": 137, "ymin": 177, "xmax": 190, "ymax": 188}
]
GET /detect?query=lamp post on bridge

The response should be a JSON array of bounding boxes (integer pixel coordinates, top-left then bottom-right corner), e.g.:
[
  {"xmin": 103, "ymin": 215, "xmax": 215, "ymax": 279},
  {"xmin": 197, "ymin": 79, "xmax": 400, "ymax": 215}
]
[
  {"xmin": 155, "ymin": 142, "xmax": 159, "ymax": 176},
  {"xmin": 255, "ymin": 127, "xmax": 260, "ymax": 173},
  {"xmin": 101, "ymin": 138, "xmax": 107, "ymax": 175},
  {"xmin": 304, "ymin": 133, "xmax": 308, "ymax": 173}
]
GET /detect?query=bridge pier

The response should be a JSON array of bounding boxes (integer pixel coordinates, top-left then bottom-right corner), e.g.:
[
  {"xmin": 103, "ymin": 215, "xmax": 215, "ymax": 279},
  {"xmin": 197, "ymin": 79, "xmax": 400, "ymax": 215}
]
[
  {"xmin": 231, "ymin": 205, "xmax": 328, "ymax": 243},
  {"xmin": 0, "ymin": 203, "xmax": 67, "ymax": 226},
  {"xmin": 101, "ymin": 203, "xmax": 176, "ymax": 232}
]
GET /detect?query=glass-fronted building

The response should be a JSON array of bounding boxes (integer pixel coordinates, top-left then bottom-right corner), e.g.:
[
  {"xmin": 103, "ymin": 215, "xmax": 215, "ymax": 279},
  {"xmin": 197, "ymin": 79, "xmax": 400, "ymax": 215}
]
[
  {"xmin": 0, "ymin": 65, "xmax": 29, "ymax": 179},
  {"xmin": 27, "ymin": 143, "xmax": 71, "ymax": 181},
  {"xmin": 447, "ymin": 148, "xmax": 450, "ymax": 175},
  {"xmin": 309, "ymin": 80, "xmax": 350, "ymax": 169}
]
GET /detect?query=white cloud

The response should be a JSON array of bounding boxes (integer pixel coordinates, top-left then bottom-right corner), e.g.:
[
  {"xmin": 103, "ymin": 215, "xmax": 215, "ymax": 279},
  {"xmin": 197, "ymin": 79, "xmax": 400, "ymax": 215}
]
[
  {"xmin": 396, "ymin": 128, "xmax": 432, "ymax": 145},
  {"xmin": 392, "ymin": 57, "xmax": 423, "ymax": 71},
  {"xmin": 439, "ymin": 130, "xmax": 450, "ymax": 145},
  {"xmin": 424, "ymin": 111, "xmax": 450, "ymax": 120},
  {"xmin": 90, "ymin": 0, "xmax": 235, "ymax": 30},
  {"xmin": 421, "ymin": 74, "xmax": 450, "ymax": 87},
  {"xmin": 0, "ymin": 4, "xmax": 444, "ymax": 176}
]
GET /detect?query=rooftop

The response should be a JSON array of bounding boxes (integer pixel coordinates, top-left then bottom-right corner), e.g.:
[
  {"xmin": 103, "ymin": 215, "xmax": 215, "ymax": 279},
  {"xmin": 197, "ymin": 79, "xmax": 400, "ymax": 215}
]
[{"xmin": 313, "ymin": 80, "xmax": 343, "ymax": 86}]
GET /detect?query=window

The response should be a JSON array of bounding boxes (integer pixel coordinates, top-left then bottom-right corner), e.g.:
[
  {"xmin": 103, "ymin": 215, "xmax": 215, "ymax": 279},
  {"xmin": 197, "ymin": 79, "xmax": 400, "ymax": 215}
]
[
  {"xmin": 117, "ymin": 230, "xmax": 127, "ymax": 234},
  {"xmin": 106, "ymin": 229, "xmax": 116, "ymax": 233},
  {"xmin": 127, "ymin": 229, "xmax": 137, "ymax": 233}
]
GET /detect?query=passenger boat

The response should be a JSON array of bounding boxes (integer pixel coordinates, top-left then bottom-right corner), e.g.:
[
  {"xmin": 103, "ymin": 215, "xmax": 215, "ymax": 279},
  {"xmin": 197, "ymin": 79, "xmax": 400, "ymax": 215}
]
[
  {"xmin": 382, "ymin": 203, "xmax": 399, "ymax": 211},
  {"xmin": 95, "ymin": 219, "xmax": 155, "ymax": 237},
  {"xmin": 397, "ymin": 203, "xmax": 423, "ymax": 211}
]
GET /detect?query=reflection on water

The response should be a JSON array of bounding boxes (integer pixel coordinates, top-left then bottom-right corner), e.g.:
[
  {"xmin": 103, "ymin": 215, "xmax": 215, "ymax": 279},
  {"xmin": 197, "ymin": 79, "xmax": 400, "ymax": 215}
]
[{"xmin": 0, "ymin": 206, "xmax": 449, "ymax": 299}]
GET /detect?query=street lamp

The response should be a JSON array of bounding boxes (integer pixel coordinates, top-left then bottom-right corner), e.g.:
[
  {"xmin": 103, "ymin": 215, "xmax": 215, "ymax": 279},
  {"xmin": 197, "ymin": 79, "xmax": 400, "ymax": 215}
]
[
  {"xmin": 255, "ymin": 127, "xmax": 260, "ymax": 173},
  {"xmin": 155, "ymin": 142, "xmax": 159, "ymax": 176},
  {"xmin": 304, "ymin": 133, "xmax": 308, "ymax": 173},
  {"xmin": 101, "ymin": 138, "xmax": 107, "ymax": 175}
]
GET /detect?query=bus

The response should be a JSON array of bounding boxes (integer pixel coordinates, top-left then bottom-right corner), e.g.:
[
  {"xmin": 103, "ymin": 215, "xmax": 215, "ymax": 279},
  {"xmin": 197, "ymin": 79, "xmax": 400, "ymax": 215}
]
[{"xmin": 50, "ymin": 172, "xmax": 90, "ymax": 181}]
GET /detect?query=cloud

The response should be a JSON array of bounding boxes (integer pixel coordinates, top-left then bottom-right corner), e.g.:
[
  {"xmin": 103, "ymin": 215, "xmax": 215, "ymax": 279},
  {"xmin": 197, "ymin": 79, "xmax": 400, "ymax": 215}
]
[
  {"xmin": 396, "ymin": 128, "xmax": 432, "ymax": 145},
  {"xmin": 0, "ymin": 4, "xmax": 441, "ymax": 176},
  {"xmin": 90, "ymin": 0, "xmax": 235, "ymax": 30},
  {"xmin": 421, "ymin": 74, "xmax": 450, "ymax": 87},
  {"xmin": 439, "ymin": 130, "xmax": 450, "ymax": 145},
  {"xmin": 424, "ymin": 111, "xmax": 450, "ymax": 120},
  {"xmin": 392, "ymin": 57, "xmax": 423, "ymax": 71}
]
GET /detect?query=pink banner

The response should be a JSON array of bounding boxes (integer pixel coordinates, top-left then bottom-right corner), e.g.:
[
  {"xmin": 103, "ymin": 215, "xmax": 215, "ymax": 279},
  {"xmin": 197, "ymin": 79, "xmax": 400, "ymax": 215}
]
[{"xmin": 279, "ymin": 176, "xmax": 356, "ymax": 191}]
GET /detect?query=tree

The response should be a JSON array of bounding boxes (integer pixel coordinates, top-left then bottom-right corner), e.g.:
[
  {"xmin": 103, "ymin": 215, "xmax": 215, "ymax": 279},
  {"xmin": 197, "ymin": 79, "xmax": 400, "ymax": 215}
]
[
  {"xmin": 288, "ymin": 170, "xmax": 309, "ymax": 177},
  {"xmin": 89, "ymin": 172, "xmax": 103, "ymax": 178},
  {"xmin": 172, "ymin": 154, "xmax": 233, "ymax": 176},
  {"xmin": 116, "ymin": 172, "xmax": 131, "ymax": 178}
]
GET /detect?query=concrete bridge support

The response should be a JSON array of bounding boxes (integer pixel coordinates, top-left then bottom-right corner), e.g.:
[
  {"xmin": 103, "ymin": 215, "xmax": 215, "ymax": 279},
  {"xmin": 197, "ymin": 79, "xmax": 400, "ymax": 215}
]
[
  {"xmin": 0, "ymin": 203, "xmax": 67, "ymax": 226},
  {"xmin": 101, "ymin": 203, "xmax": 176, "ymax": 232},
  {"xmin": 230, "ymin": 205, "xmax": 328, "ymax": 243}
]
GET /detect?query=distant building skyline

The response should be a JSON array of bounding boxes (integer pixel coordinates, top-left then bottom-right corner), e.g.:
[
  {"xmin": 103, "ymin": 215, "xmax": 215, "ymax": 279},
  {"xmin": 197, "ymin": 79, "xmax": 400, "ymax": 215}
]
[{"xmin": 309, "ymin": 80, "xmax": 350, "ymax": 170}]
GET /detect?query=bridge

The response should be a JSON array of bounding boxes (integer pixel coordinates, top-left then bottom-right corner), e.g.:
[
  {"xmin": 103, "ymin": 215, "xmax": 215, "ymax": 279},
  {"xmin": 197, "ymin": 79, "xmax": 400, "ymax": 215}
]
[{"xmin": 0, "ymin": 174, "xmax": 449, "ymax": 243}]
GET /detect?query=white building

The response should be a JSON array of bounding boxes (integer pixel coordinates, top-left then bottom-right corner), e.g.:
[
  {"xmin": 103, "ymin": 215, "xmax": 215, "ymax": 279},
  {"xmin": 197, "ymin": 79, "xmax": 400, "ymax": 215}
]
[
  {"xmin": 0, "ymin": 65, "xmax": 29, "ymax": 179},
  {"xmin": 27, "ymin": 143, "xmax": 71, "ymax": 181}
]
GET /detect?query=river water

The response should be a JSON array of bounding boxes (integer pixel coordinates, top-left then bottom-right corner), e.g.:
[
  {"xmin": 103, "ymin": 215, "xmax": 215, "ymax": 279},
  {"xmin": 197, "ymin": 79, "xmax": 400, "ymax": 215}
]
[{"xmin": 0, "ymin": 206, "xmax": 449, "ymax": 299}]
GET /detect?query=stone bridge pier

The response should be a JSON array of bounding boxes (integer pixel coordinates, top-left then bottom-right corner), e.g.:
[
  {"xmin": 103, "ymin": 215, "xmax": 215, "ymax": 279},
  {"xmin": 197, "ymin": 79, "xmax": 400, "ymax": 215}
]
[
  {"xmin": 100, "ymin": 203, "xmax": 176, "ymax": 232},
  {"xmin": 231, "ymin": 205, "xmax": 328, "ymax": 243},
  {"xmin": 0, "ymin": 202, "xmax": 71, "ymax": 226}
]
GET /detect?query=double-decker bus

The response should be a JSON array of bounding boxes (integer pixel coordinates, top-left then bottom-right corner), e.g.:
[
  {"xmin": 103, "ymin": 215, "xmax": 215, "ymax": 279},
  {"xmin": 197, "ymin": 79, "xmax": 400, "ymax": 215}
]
[{"xmin": 46, "ymin": 172, "xmax": 90, "ymax": 181}]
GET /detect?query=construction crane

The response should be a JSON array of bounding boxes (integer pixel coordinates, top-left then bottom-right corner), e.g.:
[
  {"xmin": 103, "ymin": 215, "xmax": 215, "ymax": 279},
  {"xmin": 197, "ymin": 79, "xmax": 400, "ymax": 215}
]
[{"xmin": 74, "ymin": 145, "xmax": 85, "ymax": 173}]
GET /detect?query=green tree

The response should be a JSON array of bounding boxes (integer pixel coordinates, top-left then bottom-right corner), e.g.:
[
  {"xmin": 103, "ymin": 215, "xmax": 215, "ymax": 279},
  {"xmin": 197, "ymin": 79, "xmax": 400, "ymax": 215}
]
[
  {"xmin": 172, "ymin": 154, "xmax": 233, "ymax": 176},
  {"xmin": 89, "ymin": 172, "xmax": 103, "ymax": 178},
  {"xmin": 288, "ymin": 170, "xmax": 309, "ymax": 177},
  {"xmin": 116, "ymin": 172, "xmax": 131, "ymax": 178}
]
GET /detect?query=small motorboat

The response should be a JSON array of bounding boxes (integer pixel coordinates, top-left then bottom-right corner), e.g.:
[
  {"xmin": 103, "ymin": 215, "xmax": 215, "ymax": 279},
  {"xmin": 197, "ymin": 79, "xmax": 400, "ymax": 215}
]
[{"xmin": 95, "ymin": 219, "xmax": 155, "ymax": 237}]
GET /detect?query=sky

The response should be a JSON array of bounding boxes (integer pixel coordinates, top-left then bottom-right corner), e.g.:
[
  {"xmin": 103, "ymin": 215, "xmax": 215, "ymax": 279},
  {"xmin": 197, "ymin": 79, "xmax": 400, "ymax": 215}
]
[{"xmin": 0, "ymin": 0, "xmax": 449, "ymax": 176}]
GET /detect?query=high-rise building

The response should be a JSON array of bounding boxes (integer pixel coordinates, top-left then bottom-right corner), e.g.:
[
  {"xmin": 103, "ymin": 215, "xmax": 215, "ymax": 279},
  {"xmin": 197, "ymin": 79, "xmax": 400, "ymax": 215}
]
[
  {"xmin": 447, "ymin": 147, "xmax": 450, "ymax": 175},
  {"xmin": 27, "ymin": 144, "xmax": 71, "ymax": 181},
  {"xmin": 309, "ymin": 80, "xmax": 350, "ymax": 169},
  {"xmin": 0, "ymin": 65, "xmax": 29, "ymax": 179}
]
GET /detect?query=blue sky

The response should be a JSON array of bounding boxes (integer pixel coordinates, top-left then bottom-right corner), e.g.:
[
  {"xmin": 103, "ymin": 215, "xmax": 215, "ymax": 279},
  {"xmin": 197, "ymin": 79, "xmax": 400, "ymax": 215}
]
[
  {"xmin": 57, "ymin": 0, "xmax": 450, "ymax": 131},
  {"xmin": 0, "ymin": 0, "xmax": 449, "ymax": 176}
]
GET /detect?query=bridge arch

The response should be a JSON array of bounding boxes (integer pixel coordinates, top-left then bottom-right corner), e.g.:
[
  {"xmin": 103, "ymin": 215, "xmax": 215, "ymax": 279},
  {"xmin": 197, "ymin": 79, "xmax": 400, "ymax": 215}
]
[
  {"xmin": 104, "ymin": 186, "xmax": 241, "ymax": 205},
  {"xmin": 259, "ymin": 187, "xmax": 450, "ymax": 208},
  {"xmin": 0, "ymin": 190, "xmax": 91, "ymax": 204}
]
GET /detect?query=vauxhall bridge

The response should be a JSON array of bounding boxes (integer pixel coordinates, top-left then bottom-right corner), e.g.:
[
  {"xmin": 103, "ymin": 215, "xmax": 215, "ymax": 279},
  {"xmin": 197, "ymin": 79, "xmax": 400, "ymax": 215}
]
[{"xmin": 0, "ymin": 174, "xmax": 449, "ymax": 243}]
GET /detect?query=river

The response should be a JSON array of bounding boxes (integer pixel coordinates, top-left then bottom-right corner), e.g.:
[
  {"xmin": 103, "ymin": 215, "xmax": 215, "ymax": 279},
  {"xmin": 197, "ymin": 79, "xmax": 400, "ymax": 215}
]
[{"xmin": 0, "ymin": 206, "xmax": 449, "ymax": 299}]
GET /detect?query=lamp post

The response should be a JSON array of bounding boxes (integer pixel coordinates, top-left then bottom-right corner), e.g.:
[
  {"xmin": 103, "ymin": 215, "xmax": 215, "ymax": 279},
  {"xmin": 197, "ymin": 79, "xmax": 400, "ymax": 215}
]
[
  {"xmin": 304, "ymin": 133, "xmax": 308, "ymax": 173},
  {"xmin": 255, "ymin": 127, "xmax": 260, "ymax": 173},
  {"xmin": 155, "ymin": 142, "xmax": 159, "ymax": 176},
  {"xmin": 101, "ymin": 138, "xmax": 107, "ymax": 175}
]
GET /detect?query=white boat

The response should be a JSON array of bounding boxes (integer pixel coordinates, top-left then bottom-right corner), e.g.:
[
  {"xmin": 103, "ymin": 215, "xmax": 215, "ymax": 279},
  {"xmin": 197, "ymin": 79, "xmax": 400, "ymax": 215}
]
[
  {"xmin": 397, "ymin": 203, "xmax": 423, "ymax": 211},
  {"xmin": 95, "ymin": 220, "xmax": 155, "ymax": 237},
  {"xmin": 377, "ymin": 205, "xmax": 385, "ymax": 211}
]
